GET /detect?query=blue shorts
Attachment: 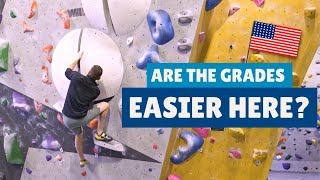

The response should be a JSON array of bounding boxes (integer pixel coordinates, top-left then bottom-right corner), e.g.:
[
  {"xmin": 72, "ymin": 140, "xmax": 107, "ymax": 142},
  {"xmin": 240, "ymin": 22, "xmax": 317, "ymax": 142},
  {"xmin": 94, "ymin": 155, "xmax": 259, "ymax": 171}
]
[{"xmin": 63, "ymin": 105, "xmax": 100, "ymax": 134}]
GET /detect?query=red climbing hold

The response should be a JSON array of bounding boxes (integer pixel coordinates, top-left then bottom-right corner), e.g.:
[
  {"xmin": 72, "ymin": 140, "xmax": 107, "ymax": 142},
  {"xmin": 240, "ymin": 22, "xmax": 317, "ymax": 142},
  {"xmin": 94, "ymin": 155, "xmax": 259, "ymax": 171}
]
[
  {"xmin": 42, "ymin": 45, "xmax": 54, "ymax": 63},
  {"xmin": 276, "ymin": 151, "xmax": 283, "ymax": 155},
  {"xmin": 210, "ymin": 137, "xmax": 215, "ymax": 143},
  {"xmin": 44, "ymin": 98, "xmax": 49, "ymax": 103},
  {"xmin": 81, "ymin": 171, "xmax": 87, "ymax": 176},
  {"xmin": 56, "ymin": 113, "xmax": 64, "ymax": 125},
  {"xmin": 22, "ymin": 20, "xmax": 34, "ymax": 33},
  {"xmin": 28, "ymin": 0, "xmax": 37, "ymax": 19},
  {"xmin": 277, "ymin": 137, "xmax": 287, "ymax": 147},
  {"xmin": 56, "ymin": 9, "xmax": 71, "ymax": 29},
  {"xmin": 153, "ymin": 143, "xmax": 158, "ymax": 149},
  {"xmin": 34, "ymin": 100, "xmax": 43, "ymax": 113}
]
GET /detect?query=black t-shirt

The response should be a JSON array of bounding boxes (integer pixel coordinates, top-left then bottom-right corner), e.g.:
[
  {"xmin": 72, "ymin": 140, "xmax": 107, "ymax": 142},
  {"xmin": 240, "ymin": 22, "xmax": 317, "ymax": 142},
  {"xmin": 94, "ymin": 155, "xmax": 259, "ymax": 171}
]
[{"xmin": 62, "ymin": 68, "xmax": 100, "ymax": 119}]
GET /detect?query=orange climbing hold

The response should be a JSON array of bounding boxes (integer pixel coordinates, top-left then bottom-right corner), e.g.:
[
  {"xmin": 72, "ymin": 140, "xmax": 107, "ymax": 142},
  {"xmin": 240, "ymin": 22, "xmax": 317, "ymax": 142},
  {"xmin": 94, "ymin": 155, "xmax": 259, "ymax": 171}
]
[
  {"xmin": 22, "ymin": 20, "xmax": 34, "ymax": 33},
  {"xmin": 81, "ymin": 171, "xmax": 87, "ymax": 176},
  {"xmin": 41, "ymin": 65, "xmax": 52, "ymax": 85},
  {"xmin": 42, "ymin": 45, "xmax": 54, "ymax": 63},
  {"xmin": 44, "ymin": 98, "xmax": 49, "ymax": 103},
  {"xmin": 88, "ymin": 118, "xmax": 98, "ymax": 129},
  {"xmin": 276, "ymin": 151, "xmax": 283, "ymax": 155},
  {"xmin": 56, "ymin": 155, "xmax": 62, "ymax": 161},
  {"xmin": 56, "ymin": 9, "xmax": 71, "ymax": 29},
  {"xmin": 28, "ymin": 0, "xmax": 37, "ymax": 18}
]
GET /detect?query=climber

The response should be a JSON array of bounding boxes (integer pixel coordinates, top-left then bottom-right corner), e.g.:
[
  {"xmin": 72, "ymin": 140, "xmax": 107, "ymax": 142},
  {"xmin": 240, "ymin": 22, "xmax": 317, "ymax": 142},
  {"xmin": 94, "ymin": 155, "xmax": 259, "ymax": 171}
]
[{"xmin": 62, "ymin": 51, "xmax": 112, "ymax": 167}]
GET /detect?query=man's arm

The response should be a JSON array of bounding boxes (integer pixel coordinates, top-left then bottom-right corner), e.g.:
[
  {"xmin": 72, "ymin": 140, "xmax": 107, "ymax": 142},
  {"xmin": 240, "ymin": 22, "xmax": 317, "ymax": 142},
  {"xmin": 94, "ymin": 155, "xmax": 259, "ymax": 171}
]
[
  {"xmin": 65, "ymin": 51, "xmax": 84, "ymax": 80},
  {"xmin": 69, "ymin": 51, "xmax": 84, "ymax": 70}
]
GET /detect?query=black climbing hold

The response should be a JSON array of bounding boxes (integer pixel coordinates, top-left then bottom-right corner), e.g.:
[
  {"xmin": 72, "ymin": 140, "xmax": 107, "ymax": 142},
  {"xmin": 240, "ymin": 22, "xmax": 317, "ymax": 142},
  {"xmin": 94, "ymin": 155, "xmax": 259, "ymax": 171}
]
[
  {"xmin": 230, "ymin": 45, "xmax": 233, "ymax": 49},
  {"xmin": 295, "ymin": 154, "xmax": 303, "ymax": 160},
  {"xmin": 303, "ymin": 166, "xmax": 308, "ymax": 171},
  {"xmin": 282, "ymin": 163, "xmax": 290, "ymax": 170},
  {"xmin": 306, "ymin": 140, "xmax": 312, "ymax": 145},
  {"xmin": 148, "ymin": 168, "xmax": 152, "ymax": 172},
  {"xmin": 285, "ymin": 154, "xmax": 292, "ymax": 160},
  {"xmin": 211, "ymin": 128, "xmax": 224, "ymax": 131},
  {"xmin": 281, "ymin": 146, "xmax": 286, "ymax": 150},
  {"xmin": 305, "ymin": 129, "xmax": 311, "ymax": 134},
  {"xmin": 301, "ymin": 85, "xmax": 306, "ymax": 88}
]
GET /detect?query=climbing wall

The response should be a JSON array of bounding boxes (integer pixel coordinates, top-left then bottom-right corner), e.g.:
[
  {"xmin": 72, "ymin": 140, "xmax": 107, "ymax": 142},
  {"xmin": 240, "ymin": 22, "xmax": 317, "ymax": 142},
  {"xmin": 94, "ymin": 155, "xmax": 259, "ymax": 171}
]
[
  {"xmin": 161, "ymin": 0, "xmax": 320, "ymax": 179},
  {"xmin": 0, "ymin": 0, "xmax": 204, "ymax": 179}
]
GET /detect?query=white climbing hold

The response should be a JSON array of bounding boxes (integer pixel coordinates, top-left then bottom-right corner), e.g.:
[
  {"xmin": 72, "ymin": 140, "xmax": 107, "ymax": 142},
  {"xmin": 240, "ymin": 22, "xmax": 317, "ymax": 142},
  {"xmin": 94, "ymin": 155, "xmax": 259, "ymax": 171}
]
[
  {"xmin": 197, "ymin": 148, "xmax": 203, "ymax": 153},
  {"xmin": 228, "ymin": 6, "xmax": 240, "ymax": 16},
  {"xmin": 127, "ymin": 37, "xmax": 134, "ymax": 46},
  {"xmin": 276, "ymin": 155, "xmax": 282, "ymax": 160}
]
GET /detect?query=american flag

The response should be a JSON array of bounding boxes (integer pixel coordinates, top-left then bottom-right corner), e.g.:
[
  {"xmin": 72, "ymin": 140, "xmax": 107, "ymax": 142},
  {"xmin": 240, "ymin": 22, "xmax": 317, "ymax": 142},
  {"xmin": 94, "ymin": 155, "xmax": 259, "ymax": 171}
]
[{"xmin": 249, "ymin": 21, "xmax": 302, "ymax": 58}]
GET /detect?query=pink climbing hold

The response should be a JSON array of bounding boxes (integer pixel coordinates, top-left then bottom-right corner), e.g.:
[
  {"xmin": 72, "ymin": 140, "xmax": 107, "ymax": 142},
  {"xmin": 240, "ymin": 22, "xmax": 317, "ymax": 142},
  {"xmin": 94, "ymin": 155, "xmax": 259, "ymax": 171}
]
[
  {"xmin": 252, "ymin": 0, "xmax": 265, "ymax": 7},
  {"xmin": 34, "ymin": 100, "xmax": 43, "ymax": 113},
  {"xmin": 44, "ymin": 98, "xmax": 49, "ymax": 103},
  {"xmin": 210, "ymin": 137, "xmax": 215, "ymax": 143},
  {"xmin": 192, "ymin": 128, "xmax": 210, "ymax": 138},
  {"xmin": 22, "ymin": 20, "xmax": 34, "ymax": 33},
  {"xmin": 153, "ymin": 143, "xmax": 158, "ymax": 150},
  {"xmin": 168, "ymin": 174, "xmax": 181, "ymax": 180},
  {"xmin": 229, "ymin": 148, "xmax": 242, "ymax": 159},
  {"xmin": 228, "ymin": 6, "xmax": 240, "ymax": 16},
  {"xmin": 241, "ymin": 56, "xmax": 247, "ymax": 63},
  {"xmin": 41, "ymin": 65, "xmax": 52, "ymax": 85},
  {"xmin": 56, "ymin": 113, "xmax": 64, "ymax": 125},
  {"xmin": 199, "ymin": 32, "xmax": 205, "ymax": 43}
]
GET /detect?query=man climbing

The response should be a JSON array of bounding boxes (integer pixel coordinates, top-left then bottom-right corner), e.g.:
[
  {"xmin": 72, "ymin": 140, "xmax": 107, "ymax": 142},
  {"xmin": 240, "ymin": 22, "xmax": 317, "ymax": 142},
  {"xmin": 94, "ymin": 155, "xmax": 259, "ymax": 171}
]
[{"xmin": 62, "ymin": 51, "xmax": 112, "ymax": 167}]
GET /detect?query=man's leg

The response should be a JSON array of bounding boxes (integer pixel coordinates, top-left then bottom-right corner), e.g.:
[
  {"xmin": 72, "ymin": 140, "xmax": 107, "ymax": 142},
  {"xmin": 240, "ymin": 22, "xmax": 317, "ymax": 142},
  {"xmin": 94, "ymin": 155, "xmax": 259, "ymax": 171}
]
[
  {"xmin": 96, "ymin": 102, "xmax": 109, "ymax": 135},
  {"xmin": 75, "ymin": 128, "xmax": 85, "ymax": 161}
]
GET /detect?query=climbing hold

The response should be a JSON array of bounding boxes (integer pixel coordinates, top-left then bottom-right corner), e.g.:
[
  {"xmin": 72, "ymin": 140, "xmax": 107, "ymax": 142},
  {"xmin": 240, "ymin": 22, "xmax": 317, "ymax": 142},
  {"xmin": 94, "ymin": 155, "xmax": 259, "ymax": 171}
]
[
  {"xmin": 10, "ymin": 10, "xmax": 16, "ymax": 18},
  {"xmin": 281, "ymin": 146, "xmax": 286, "ymax": 150},
  {"xmin": 34, "ymin": 100, "xmax": 43, "ymax": 113},
  {"xmin": 88, "ymin": 118, "xmax": 98, "ymax": 129},
  {"xmin": 42, "ymin": 45, "xmax": 53, "ymax": 63},
  {"xmin": 252, "ymin": 149, "xmax": 268, "ymax": 166},
  {"xmin": 153, "ymin": 143, "xmax": 158, "ymax": 150},
  {"xmin": 148, "ymin": 168, "xmax": 152, "ymax": 172},
  {"xmin": 306, "ymin": 140, "xmax": 313, "ymax": 145},
  {"xmin": 39, "ymin": 112, "xmax": 47, "ymax": 120},
  {"xmin": 170, "ymin": 130, "xmax": 204, "ymax": 164},
  {"xmin": 1, "ymin": 98, "xmax": 8, "ymax": 106},
  {"xmin": 22, "ymin": 20, "xmax": 34, "ymax": 33},
  {"xmin": 12, "ymin": 92, "xmax": 31, "ymax": 112},
  {"xmin": 26, "ymin": 168, "xmax": 32, "ymax": 174},
  {"xmin": 13, "ymin": 57, "xmax": 21, "ymax": 74},
  {"xmin": 275, "ymin": 151, "xmax": 283, "ymax": 155},
  {"xmin": 205, "ymin": 0, "xmax": 222, "ymax": 11},
  {"xmin": 305, "ymin": 129, "xmax": 311, "ymax": 134},
  {"xmin": 127, "ymin": 37, "xmax": 134, "ymax": 47},
  {"xmin": 178, "ymin": 11, "xmax": 193, "ymax": 25},
  {"xmin": 41, "ymin": 65, "xmax": 52, "ymax": 85},
  {"xmin": 252, "ymin": 0, "xmax": 264, "ymax": 7},
  {"xmin": 282, "ymin": 163, "xmax": 290, "ymax": 170},
  {"xmin": 277, "ymin": 137, "xmax": 287, "ymax": 147},
  {"xmin": 81, "ymin": 171, "xmax": 86, "ymax": 176},
  {"xmin": 228, "ymin": 128, "xmax": 245, "ymax": 139},
  {"xmin": 60, "ymin": 147, "xmax": 64, "ymax": 153},
  {"xmin": 241, "ymin": 56, "xmax": 246, "ymax": 63},
  {"xmin": 229, "ymin": 148, "xmax": 242, "ymax": 159},
  {"xmin": 46, "ymin": 155, "xmax": 52, "ymax": 161},
  {"xmin": 177, "ymin": 38, "xmax": 192, "ymax": 54},
  {"xmin": 210, "ymin": 137, "xmax": 215, "ymax": 143},
  {"xmin": 147, "ymin": 10, "xmax": 175, "ymax": 45},
  {"xmin": 285, "ymin": 154, "xmax": 292, "ymax": 160},
  {"xmin": 197, "ymin": 148, "xmax": 203, "ymax": 153},
  {"xmin": 192, "ymin": 128, "xmax": 210, "ymax": 138},
  {"xmin": 307, "ymin": 74, "xmax": 313, "ymax": 78},
  {"xmin": 303, "ymin": 166, "xmax": 308, "ymax": 171},
  {"xmin": 41, "ymin": 134, "xmax": 61, "ymax": 150},
  {"xmin": 276, "ymin": 155, "xmax": 282, "ymax": 160},
  {"xmin": 168, "ymin": 174, "xmax": 181, "ymax": 180},
  {"xmin": 136, "ymin": 45, "xmax": 162, "ymax": 70},
  {"xmin": 295, "ymin": 154, "xmax": 303, "ymax": 160},
  {"xmin": 199, "ymin": 32, "xmax": 205, "ymax": 43},
  {"xmin": 44, "ymin": 98, "xmax": 49, "ymax": 103},
  {"xmin": 28, "ymin": 0, "xmax": 37, "ymax": 18},
  {"xmin": 228, "ymin": 6, "xmax": 240, "ymax": 16},
  {"xmin": 292, "ymin": 72, "xmax": 300, "ymax": 87},
  {"xmin": 118, "ymin": 98, "xmax": 122, "ymax": 116},
  {"xmin": 4, "ymin": 133, "xmax": 24, "ymax": 165},
  {"xmin": 304, "ymin": 7, "xmax": 316, "ymax": 17},
  {"xmin": 56, "ymin": 9, "xmax": 71, "ymax": 29},
  {"xmin": 311, "ymin": 139, "xmax": 318, "ymax": 145},
  {"xmin": 157, "ymin": 128, "xmax": 164, "ymax": 135},
  {"xmin": 0, "ymin": 38, "xmax": 9, "ymax": 72},
  {"xmin": 56, "ymin": 113, "xmax": 64, "ymax": 125},
  {"xmin": 250, "ymin": 54, "xmax": 264, "ymax": 63},
  {"xmin": 56, "ymin": 155, "xmax": 62, "ymax": 161}
]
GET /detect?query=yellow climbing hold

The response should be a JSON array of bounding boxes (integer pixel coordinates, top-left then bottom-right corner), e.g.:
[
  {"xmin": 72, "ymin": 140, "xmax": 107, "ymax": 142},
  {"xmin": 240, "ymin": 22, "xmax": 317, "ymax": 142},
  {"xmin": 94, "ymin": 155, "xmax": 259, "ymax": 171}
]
[
  {"xmin": 304, "ymin": 7, "xmax": 316, "ymax": 17},
  {"xmin": 228, "ymin": 128, "xmax": 245, "ymax": 139},
  {"xmin": 307, "ymin": 74, "xmax": 313, "ymax": 78},
  {"xmin": 250, "ymin": 54, "xmax": 264, "ymax": 63},
  {"xmin": 252, "ymin": 149, "xmax": 268, "ymax": 166},
  {"xmin": 317, "ymin": 120, "xmax": 320, "ymax": 125},
  {"xmin": 292, "ymin": 72, "xmax": 300, "ymax": 87},
  {"xmin": 312, "ymin": 139, "xmax": 318, "ymax": 145}
]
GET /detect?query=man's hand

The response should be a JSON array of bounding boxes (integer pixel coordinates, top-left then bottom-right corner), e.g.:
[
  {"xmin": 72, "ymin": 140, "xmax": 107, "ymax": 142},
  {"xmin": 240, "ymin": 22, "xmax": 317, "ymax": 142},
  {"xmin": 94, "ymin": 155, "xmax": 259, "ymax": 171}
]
[
  {"xmin": 76, "ymin": 51, "xmax": 84, "ymax": 61},
  {"xmin": 68, "ymin": 51, "xmax": 84, "ymax": 70}
]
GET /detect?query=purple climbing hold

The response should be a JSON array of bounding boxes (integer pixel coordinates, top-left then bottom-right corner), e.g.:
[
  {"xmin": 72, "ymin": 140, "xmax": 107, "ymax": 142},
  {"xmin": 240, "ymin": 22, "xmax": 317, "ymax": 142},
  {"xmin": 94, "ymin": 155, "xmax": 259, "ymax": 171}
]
[
  {"xmin": 157, "ymin": 128, "xmax": 164, "ymax": 135},
  {"xmin": 295, "ymin": 154, "xmax": 303, "ymax": 160},
  {"xmin": 282, "ymin": 163, "xmax": 290, "ymax": 170},
  {"xmin": 170, "ymin": 130, "xmax": 204, "ymax": 164},
  {"xmin": 148, "ymin": 168, "xmax": 152, "ymax": 172},
  {"xmin": 26, "ymin": 168, "xmax": 32, "ymax": 174},
  {"xmin": 205, "ymin": 0, "xmax": 222, "ymax": 11},
  {"xmin": 147, "ymin": 10, "xmax": 175, "ymax": 45},
  {"xmin": 12, "ymin": 92, "xmax": 31, "ymax": 112},
  {"xmin": 136, "ymin": 45, "xmax": 162, "ymax": 70},
  {"xmin": 46, "ymin": 155, "xmax": 52, "ymax": 161},
  {"xmin": 41, "ymin": 134, "xmax": 61, "ymax": 150}
]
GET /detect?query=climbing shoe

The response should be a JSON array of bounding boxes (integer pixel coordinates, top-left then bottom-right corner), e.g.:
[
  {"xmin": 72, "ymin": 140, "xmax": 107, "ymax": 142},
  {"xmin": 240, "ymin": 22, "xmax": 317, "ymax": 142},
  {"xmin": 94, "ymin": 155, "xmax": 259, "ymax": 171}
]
[
  {"xmin": 80, "ymin": 159, "xmax": 88, "ymax": 167},
  {"xmin": 95, "ymin": 132, "xmax": 113, "ymax": 142}
]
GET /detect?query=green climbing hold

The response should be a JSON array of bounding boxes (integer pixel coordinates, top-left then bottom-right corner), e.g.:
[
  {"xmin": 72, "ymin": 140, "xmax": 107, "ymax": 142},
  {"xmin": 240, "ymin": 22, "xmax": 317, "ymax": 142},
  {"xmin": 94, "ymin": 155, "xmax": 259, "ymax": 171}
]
[
  {"xmin": 10, "ymin": 10, "xmax": 16, "ymax": 18},
  {"xmin": 0, "ymin": 39, "xmax": 9, "ymax": 72},
  {"xmin": 39, "ymin": 112, "xmax": 48, "ymax": 120},
  {"xmin": 4, "ymin": 133, "xmax": 24, "ymax": 165},
  {"xmin": 285, "ymin": 154, "xmax": 292, "ymax": 160},
  {"xmin": 1, "ymin": 98, "xmax": 8, "ymax": 106}
]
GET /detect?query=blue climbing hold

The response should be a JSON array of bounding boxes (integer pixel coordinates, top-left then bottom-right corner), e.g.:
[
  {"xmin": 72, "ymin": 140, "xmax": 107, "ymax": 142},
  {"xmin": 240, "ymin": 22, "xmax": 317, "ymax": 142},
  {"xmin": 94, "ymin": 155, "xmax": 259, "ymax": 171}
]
[
  {"xmin": 282, "ymin": 163, "xmax": 290, "ymax": 170},
  {"xmin": 147, "ymin": 10, "xmax": 175, "ymax": 45},
  {"xmin": 205, "ymin": 0, "xmax": 222, "ymax": 11},
  {"xmin": 170, "ymin": 130, "xmax": 204, "ymax": 164},
  {"xmin": 136, "ymin": 45, "xmax": 162, "ymax": 70}
]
